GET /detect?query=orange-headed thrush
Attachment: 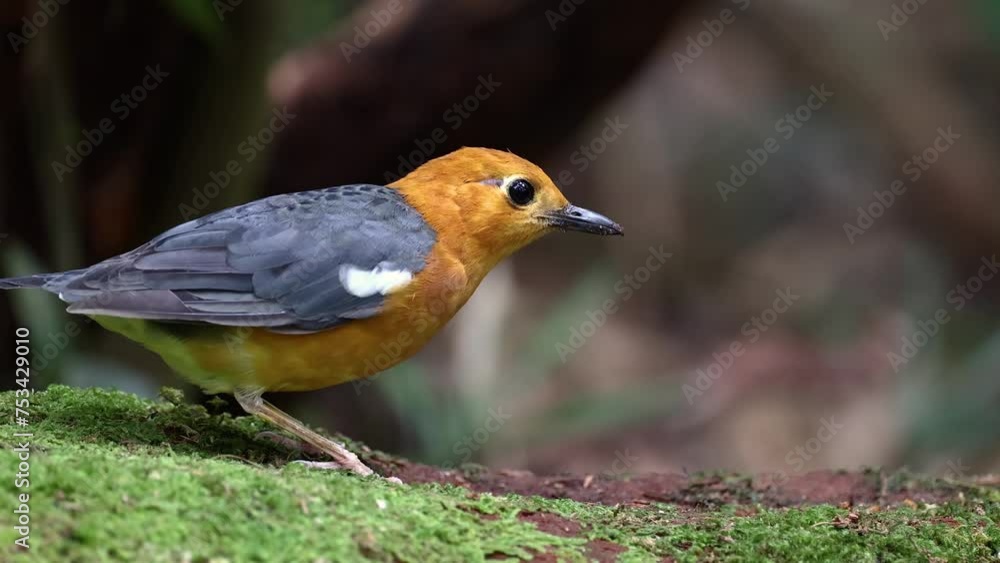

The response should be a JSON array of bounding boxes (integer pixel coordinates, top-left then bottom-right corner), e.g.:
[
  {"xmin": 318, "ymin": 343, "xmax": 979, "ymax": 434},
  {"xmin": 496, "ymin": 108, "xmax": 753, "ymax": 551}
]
[{"xmin": 0, "ymin": 147, "xmax": 623, "ymax": 475}]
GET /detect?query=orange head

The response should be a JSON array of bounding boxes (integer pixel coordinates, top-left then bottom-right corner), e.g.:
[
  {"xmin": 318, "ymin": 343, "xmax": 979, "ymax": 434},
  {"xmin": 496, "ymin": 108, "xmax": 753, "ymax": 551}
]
[{"xmin": 391, "ymin": 147, "xmax": 622, "ymax": 271}]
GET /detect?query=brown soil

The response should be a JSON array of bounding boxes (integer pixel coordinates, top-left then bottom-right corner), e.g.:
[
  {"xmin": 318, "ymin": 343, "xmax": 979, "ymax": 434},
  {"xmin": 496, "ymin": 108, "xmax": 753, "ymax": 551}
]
[
  {"xmin": 369, "ymin": 455, "xmax": 969, "ymax": 509},
  {"xmin": 365, "ymin": 456, "xmax": 994, "ymax": 561},
  {"xmin": 517, "ymin": 511, "xmax": 627, "ymax": 563}
]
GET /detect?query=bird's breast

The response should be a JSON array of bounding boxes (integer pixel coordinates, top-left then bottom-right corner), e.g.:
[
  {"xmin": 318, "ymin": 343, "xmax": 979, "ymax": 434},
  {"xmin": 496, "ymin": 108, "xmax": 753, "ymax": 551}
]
[{"xmin": 188, "ymin": 251, "xmax": 476, "ymax": 392}]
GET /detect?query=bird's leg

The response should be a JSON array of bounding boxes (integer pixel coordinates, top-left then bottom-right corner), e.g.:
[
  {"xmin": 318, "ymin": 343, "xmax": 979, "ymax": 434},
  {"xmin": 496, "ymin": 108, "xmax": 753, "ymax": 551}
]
[
  {"xmin": 234, "ymin": 387, "xmax": 374, "ymax": 477},
  {"xmin": 253, "ymin": 431, "xmax": 325, "ymax": 456}
]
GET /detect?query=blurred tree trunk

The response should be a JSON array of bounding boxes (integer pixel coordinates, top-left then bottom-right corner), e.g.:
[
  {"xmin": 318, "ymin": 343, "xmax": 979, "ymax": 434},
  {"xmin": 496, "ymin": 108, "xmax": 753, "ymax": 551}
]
[{"xmin": 266, "ymin": 0, "xmax": 688, "ymax": 191}]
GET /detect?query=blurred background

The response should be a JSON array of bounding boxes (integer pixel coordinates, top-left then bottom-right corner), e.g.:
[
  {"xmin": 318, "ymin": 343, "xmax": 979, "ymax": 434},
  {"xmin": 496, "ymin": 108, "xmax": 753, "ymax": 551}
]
[{"xmin": 2, "ymin": 0, "xmax": 999, "ymax": 479}]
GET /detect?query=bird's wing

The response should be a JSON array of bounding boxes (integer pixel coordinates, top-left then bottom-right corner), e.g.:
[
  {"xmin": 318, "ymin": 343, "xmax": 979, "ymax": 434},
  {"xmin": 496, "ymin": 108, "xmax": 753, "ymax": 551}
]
[{"xmin": 57, "ymin": 185, "xmax": 437, "ymax": 333}]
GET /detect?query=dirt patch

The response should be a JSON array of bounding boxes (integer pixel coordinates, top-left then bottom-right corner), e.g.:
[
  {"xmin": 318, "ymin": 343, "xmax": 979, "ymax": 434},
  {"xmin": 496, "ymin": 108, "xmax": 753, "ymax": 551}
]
[
  {"xmin": 516, "ymin": 511, "xmax": 626, "ymax": 563},
  {"xmin": 519, "ymin": 511, "xmax": 584, "ymax": 536},
  {"xmin": 365, "ymin": 457, "xmax": 992, "ymax": 561},
  {"xmin": 581, "ymin": 540, "xmax": 629, "ymax": 563},
  {"xmin": 370, "ymin": 456, "xmax": 968, "ymax": 509}
]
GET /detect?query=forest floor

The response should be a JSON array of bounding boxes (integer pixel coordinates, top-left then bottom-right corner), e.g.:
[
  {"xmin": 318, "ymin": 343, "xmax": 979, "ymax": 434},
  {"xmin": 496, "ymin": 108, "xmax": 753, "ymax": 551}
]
[{"xmin": 1, "ymin": 386, "xmax": 998, "ymax": 561}]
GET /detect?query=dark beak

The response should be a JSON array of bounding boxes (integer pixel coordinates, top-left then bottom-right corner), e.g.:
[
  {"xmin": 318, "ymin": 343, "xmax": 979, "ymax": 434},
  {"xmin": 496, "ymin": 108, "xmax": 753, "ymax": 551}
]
[{"xmin": 543, "ymin": 204, "xmax": 624, "ymax": 236}]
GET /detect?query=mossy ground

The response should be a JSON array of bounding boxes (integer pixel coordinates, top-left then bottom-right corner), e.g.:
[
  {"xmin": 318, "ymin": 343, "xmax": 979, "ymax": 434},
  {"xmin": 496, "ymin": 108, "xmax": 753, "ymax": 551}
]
[{"xmin": 1, "ymin": 386, "xmax": 998, "ymax": 562}]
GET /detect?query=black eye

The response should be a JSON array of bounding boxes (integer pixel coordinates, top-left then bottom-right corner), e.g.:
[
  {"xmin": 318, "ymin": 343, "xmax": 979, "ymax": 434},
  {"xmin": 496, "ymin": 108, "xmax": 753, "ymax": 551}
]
[{"xmin": 507, "ymin": 178, "xmax": 535, "ymax": 206}]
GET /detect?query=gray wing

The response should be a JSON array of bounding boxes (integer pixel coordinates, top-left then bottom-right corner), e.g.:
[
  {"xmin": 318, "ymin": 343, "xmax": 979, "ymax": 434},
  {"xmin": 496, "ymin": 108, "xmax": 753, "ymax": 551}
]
[{"xmin": 51, "ymin": 185, "xmax": 437, "ymax": 333}]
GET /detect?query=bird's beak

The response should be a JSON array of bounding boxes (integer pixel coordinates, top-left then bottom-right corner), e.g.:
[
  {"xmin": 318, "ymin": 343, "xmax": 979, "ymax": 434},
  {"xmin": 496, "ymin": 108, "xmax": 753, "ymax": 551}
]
[{"xmin": 543, "ymin": 204, "xmax": 624, "ymax": 236}]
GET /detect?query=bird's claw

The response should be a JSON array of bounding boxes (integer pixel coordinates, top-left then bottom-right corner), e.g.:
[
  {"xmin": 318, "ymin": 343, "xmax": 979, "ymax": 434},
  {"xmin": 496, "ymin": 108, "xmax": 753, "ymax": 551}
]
[
  {"xmin": 290, "ymin": 460, "xmax": 403, "ymax": 484},
  {"xmin": 291, "ymin": 460, "xmax": 345, "ymax": 471}
]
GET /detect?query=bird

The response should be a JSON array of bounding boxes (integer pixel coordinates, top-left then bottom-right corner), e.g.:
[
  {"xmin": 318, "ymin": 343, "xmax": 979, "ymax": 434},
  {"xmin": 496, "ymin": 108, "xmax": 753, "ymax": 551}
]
[{"xmin": 0, "ymin": 147, "xmax": 623, "ymax": 476}]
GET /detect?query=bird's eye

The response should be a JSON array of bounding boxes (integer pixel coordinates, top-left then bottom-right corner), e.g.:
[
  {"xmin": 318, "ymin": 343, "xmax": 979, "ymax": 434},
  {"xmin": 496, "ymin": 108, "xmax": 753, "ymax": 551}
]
[{"xmin": 507, "ymin": 178, "xmax": 535, "ymax": 206}]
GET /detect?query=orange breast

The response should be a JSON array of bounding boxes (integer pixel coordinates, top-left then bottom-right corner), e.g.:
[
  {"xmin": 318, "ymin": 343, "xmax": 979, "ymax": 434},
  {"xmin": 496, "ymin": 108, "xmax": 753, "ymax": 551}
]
[{"xmin": 187, "ymin": 251, "xmax": 473, "ymax": 392}]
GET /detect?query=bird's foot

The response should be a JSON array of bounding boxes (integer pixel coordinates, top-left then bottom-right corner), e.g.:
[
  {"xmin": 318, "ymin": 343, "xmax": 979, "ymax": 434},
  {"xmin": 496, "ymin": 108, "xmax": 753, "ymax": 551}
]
[
  {"xmin": 289, "ymin": 438, "xmax": 374, "ymax": 476},
  {"xmin": 255, "ymin": 431, "xmax": 376, "ymax": 476},
  {"xmin": 291, "ymin": 460, "xmax": 345, "ymax": 470},
  {"xmin": 235, "ymin": 388, "xmax": 375, "ymax": 477},
  {"xmin": 255, "ymin": 431, "xmax": 324, "ymax": 456}
]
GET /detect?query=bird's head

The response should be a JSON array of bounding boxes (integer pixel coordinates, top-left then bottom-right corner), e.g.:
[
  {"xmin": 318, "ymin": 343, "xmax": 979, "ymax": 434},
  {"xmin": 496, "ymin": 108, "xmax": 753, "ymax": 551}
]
[{"xmin": 392, "ymin": 147, "xmax": 622, "ymax": 267}]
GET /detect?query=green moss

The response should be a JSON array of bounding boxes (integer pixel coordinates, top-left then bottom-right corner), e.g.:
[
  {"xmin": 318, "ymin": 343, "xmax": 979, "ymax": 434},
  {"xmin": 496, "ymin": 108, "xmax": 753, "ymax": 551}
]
[
  {"xmin": 1, "ymin": 386, "xmax": 998, "ymax": 562},
  {"xmin": 0, "ymin": 386, "xmax": 584, "ymax": 561},
  {"xmin": 512, "ymin": 497, "xmax": 1000, "ymax": 562}
]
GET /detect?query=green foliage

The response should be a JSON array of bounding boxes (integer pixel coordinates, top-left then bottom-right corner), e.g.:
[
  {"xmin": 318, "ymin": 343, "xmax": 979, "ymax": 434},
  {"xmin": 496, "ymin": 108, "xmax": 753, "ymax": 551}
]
[
  {"xmin": 162, "ymin": 0, "xmax": 225, "ymax": 45},
  {"xmin": 978, "ymin": 0, "xmax": 1000, "ymax": 47}
]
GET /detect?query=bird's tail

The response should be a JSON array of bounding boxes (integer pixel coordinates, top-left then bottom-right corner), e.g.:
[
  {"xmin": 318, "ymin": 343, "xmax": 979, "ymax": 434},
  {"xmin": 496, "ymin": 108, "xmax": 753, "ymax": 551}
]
[
  {"xmin": 0, "ymin": 270, "xmax": 85, "ymax": 290},
  {"xmin": 0, "ymin": 273, "xmax": 57, "ymax": 289}
]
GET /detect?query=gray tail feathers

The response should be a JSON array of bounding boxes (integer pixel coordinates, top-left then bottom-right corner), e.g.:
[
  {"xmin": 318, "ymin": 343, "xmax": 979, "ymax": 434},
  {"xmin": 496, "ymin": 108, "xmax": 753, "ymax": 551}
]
[
  {"xmin": 0, "ymin": 270, "xmax": 85, "ymax": 290},
  {"xmin": 0, "ymin": 274, "xmax": 57, "ymax": 289}
]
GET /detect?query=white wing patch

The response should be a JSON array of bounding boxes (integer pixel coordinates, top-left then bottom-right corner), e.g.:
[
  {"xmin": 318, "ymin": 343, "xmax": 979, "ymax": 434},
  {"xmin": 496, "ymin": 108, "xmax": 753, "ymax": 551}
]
[{"xmin": 339, "ymin": 264, "xmax": 413, "ymax": 298}]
